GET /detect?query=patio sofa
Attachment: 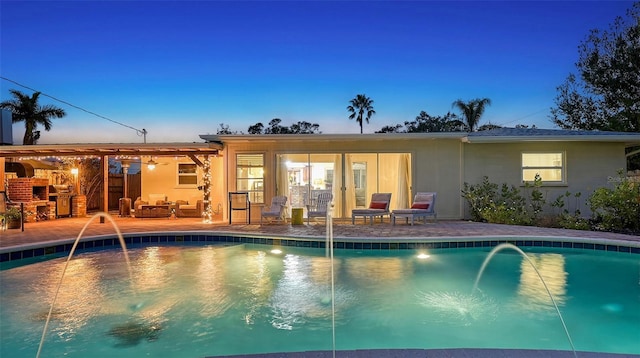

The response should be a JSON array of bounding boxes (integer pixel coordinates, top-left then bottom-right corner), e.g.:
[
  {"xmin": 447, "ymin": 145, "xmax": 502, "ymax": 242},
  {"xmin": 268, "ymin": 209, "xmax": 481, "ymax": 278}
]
[
  {"xmin": 175, "ymin": 196, "xmax": 204, "ymax": 218},
  {"xmin": 133, "ymin": 194, "xmax": 171, "ymax": 218}
]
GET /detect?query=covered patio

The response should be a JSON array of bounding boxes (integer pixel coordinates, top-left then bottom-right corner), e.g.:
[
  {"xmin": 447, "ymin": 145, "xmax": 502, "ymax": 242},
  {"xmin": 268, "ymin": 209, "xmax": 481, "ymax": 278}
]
[{"xmin": 0, "ymin": 142, "xmax": 221, "ymax": 228}]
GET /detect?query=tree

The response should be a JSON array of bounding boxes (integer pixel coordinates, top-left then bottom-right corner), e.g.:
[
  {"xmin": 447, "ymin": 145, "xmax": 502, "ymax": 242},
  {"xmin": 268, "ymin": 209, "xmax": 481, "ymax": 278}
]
[
  {"xmin": 264, "ymin": 118, "xmax": 290, "ymax": 134},
  {"xmin": 289, "ymin": 121, "xmax": 321, "ymax": 134},
  {"xmin": 216, "ymin": 123, "xmax": 237, "ymax": 134},
  {"xmin": 375, "ymin": 110, "xmax": 465, "ymax": 133},
  {"xmin": 376, "ymin": 124, "xmax": 403, "ymax": 133},
  {"xmin": 451, "ymin": 98, "xmax": 492, "ymax": 132},
  {"xmin": 405, "ymin": 111, "xmax": 465, "ymax": 133},
  {"xmin": 347, "ymin": 94, "xmax": 376, "ymax": 134},
  {"xmin": 246, "ymin": 118, "xmax": 321, "ymax": 134},
  {"xmin": 477, "ymin": 123, "xmax": 503, "ymax": 131},
  {"xmin": 0, "ymin": 89, "xmax": 66, "ymax": 144},
  {"xmin": 550, "ymin": 2, "xmax": 639, "ymax": 132},
  {"xmin": 247, "ymin": 122, "xmax": 264, "ymax": 134}
]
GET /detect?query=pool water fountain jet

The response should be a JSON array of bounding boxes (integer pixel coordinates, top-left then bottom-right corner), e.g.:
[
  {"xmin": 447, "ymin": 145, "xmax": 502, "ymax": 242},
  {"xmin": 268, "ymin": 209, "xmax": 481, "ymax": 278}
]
[
  {"xmin": 36, "ymin": 212, "xmax": 138, "ymax": 358},
  {"xmin": 327, "ymin": 203, "xmax": 336, "ymax": 358},
  {"xmin": 473, "ymin": 243, "xmax": 577, "ymax": 358}
]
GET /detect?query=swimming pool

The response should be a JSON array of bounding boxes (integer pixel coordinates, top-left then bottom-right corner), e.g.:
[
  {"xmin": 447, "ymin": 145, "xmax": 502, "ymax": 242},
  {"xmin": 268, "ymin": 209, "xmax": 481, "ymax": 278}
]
[{"xmin": 1, "ymin": 240, "xmax": 638, "ymax": 357}]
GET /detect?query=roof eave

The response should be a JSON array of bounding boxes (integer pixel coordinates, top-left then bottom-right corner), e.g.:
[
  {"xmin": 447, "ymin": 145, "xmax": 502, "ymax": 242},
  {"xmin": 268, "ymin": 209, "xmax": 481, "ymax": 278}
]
[
  {"xmin": 0, "ymin": 142, "xmax": 222, "ymax": 158},
  {"xmin": 200, "ymin": 132, "xmax": 467, "ymax": 143},
  {"xmin": 463, "ymin": 135, "xmax": 640, "ymax": 144}
]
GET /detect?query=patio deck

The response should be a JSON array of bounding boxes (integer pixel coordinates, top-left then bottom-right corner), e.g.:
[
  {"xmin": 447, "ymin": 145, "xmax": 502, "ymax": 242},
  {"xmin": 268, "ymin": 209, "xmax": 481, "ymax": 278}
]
[{"xmin": 1, "ymin": 213, "xmax": 639, "ymax": 250}]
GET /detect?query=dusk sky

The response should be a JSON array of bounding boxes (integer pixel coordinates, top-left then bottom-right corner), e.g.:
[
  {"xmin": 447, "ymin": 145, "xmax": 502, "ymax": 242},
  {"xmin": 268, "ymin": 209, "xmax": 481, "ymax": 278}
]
[{"xmin": 0, "ymin": 1, "xmax": 634, "ymax": 144}]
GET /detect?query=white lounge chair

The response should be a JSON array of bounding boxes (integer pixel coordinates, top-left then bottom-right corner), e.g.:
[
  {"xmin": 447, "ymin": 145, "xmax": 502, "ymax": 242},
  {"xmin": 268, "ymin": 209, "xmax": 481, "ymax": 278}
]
[
  {"xmin": 351, "ymin": 193, "xmax": 392, "ymax": 225},
  {"xmin": 306, "ymin": 192, "xmax": 333, "ymax": 224},
  {"xmin": 391, "ymin": 192, "xmax": 437, "ymax": 225},
  {"xmin": 260, "ymin": 195, "xmax": 288, "ymax": 225}
]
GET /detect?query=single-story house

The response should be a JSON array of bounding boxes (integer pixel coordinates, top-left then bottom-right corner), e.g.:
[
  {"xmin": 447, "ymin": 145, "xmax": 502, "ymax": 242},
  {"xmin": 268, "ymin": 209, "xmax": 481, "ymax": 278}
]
[
  {"xmin": 2, "ymin": 128, "xmax": 639, "ymax": 223},
  {"xmin": 199, "ymin": 128, "xmax": 640, "ymax": 222}
]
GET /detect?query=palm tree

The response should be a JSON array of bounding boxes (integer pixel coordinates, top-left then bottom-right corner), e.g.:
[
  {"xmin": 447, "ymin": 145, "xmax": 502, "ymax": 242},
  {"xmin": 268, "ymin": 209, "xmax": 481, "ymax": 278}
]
[
  {"xmin": 0, "ymin": 89, "xmax": 66, "ymax": 144},
  {"xmin": 451, "ymin": 98, "xmax": 491, "ymax": 132},
  {"xmin": 347, "ymin": 94, "xmax": 376, "ymax": 134}
]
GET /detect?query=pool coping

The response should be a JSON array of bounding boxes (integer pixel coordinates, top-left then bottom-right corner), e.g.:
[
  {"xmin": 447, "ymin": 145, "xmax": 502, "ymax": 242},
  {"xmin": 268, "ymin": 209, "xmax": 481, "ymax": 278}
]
[
  {"xmin": 212, "ymin": 348, "xmax": 640, "ymax": 357},
  {"xmin": 2, "ymin": 230, "xmax": 639, "ymax": 263}
]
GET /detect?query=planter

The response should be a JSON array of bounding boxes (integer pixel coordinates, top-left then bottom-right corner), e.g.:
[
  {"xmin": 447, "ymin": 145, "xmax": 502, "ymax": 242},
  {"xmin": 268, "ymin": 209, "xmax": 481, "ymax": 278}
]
[{"xmin": 6, "ymin": 218, "xmax": 21, "ymax": 229}]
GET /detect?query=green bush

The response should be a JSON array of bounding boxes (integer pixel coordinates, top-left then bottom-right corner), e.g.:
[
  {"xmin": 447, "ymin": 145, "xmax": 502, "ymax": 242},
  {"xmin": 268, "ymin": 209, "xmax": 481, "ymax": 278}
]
[
  {"xmin": 588, "ymin": 171, "xmax": 640, "ymax": 233},
  {"xmin": 461, "ymin": 175, "xmax": 545, "ymax": 226},
  {"xmin": 550, "ymin": 191, "xmax": 590, "ymax": 230}
]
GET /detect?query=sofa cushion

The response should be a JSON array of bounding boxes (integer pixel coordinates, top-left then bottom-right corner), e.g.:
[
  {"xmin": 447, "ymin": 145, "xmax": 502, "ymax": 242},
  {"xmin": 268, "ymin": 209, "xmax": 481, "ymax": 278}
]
[{"xmin": 148, "ymin": 194, "xmax": 166, "ymax": 205}]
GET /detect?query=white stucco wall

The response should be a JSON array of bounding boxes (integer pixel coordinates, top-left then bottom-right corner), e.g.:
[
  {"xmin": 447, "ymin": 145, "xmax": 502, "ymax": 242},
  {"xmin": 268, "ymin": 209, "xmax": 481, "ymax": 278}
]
[
  {"xmin": 219, "ymin": 135, "xmax": 465, "ymax": 221},
  {"xmin": 462, "ymin": 141, "xmax": 628, "ymax": 218}
]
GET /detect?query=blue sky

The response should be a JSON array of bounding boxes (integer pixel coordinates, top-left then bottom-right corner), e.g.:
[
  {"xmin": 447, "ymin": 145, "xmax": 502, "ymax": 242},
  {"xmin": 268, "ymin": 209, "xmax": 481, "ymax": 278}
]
[{"xmin": 0, "ymin": 1, "xmax": 633, "ymax": 144}]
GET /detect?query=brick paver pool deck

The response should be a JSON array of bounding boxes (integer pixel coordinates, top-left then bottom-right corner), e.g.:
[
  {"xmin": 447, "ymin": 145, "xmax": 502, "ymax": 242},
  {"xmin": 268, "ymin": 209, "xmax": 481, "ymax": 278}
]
[{"xmin": 2, "ymin": 213, "xmax": 638, "ymax": 249}]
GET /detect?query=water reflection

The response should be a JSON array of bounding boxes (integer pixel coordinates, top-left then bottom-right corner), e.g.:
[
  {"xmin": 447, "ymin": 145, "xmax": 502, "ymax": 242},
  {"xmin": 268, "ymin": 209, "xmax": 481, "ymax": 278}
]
[
  {"xmin": 35, "ymin": 257, "xmax": 104, "ymax": 340},
  {"xmin": 195, "ymin": 246, "xmax": 231, "ymax": 318},
  {"xmin": 239, "ymin": 250, "xmax": 274, "ymax": 325},
  {"xmin": 516, "ymin": 253, "xmax": 567, "ymax": 312},
  {"xmin": 135, "ymin": 247, "xmax": 172, "ymax": 292},
  {"xmin": 344, "ymin": 257, "xmax": 408, "ymax": 285}
]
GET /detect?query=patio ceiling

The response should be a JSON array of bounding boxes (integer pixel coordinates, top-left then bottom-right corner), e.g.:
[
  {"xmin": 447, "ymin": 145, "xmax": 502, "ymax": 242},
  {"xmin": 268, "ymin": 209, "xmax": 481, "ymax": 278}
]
[{"xmin": 0, "ymin": 143, "xmax": 222, "ymax": 158}]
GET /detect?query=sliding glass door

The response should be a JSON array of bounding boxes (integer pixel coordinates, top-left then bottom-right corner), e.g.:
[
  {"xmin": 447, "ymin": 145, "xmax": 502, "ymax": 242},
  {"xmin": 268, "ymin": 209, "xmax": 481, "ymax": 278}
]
[{"xmin": 276, "ymin": 153, "xmax": 411, "ymax": 218}]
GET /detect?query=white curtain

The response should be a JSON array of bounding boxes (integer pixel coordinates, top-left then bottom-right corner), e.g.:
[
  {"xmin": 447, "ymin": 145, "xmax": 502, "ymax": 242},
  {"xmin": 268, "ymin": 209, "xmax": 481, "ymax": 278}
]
[
  {"xmin": 277, "ymin": 155, "xmax": 290, "ymax": 218},
  {"xmin": 344, "ymin": 154, "xmax": 356, "ymax": 215},
  {"xmin": 395, "ymin": 153, "xmax": 411, "ymax": 209},
  {"xmin": 331, "ymin": 154, "xmax": 342, "ymax": 217}
]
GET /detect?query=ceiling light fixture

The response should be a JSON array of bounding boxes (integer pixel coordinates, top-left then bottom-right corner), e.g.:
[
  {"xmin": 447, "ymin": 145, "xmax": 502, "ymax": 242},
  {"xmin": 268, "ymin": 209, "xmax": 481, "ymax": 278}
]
[{"xmin": 147, "ymin": 159, "xmax": 157, "ymax": 170}]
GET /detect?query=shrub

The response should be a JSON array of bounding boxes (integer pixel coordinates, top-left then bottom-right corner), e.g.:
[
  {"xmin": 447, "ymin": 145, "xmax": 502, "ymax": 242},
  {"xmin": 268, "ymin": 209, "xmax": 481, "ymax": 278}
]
[
  {"xmin": 4, "ymin": 206, "xmax": 22, "ymax": 221},
  {"xmin": 462, "ymin": 176, "xmax": 543, "ymax": 226},
  {"xmin": 588, "ymin": 171, "xmax": 640, "ymax": 233},
  {"xmin": 461, "ymin": 176, "xmax": 497, "ymax": 222},
  {"xmin": 551, "ymin": 191, "xmax": 589, "ymax": 230}
]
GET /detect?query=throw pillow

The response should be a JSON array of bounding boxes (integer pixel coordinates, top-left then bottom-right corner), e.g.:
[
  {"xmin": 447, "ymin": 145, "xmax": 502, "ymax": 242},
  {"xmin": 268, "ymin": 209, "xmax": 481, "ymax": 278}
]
[
  {"xmin": 369, "ymin": 201, "xmax": 387, "ymax": 209},
  {"xmin": 411, "ymin": 202, "xmax": 430, "ymax": 210}
]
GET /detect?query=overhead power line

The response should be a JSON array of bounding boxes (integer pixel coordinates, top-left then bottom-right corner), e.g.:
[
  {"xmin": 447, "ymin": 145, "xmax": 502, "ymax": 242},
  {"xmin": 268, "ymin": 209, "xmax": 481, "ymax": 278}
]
[
  {"xmin": 496, "ymin": 108, "xmax": 549, "ymax": 127},
  {"xmin": 0, "ymin": 76, "xmax": 147, "ymax": 142}
]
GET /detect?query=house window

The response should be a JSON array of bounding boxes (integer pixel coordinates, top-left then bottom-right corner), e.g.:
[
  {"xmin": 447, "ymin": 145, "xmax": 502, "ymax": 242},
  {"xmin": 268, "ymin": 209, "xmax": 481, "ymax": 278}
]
[
  {"xmin": 178, "ymin": 163, "xmax": 198, "ymax": 185},
  {"xmin": 522, "ymin": 152, "xmax": 565, "ymax": 183},
  {"xmin": 237, "ymin": 154, "xmax": 264, "ymax": 204}
]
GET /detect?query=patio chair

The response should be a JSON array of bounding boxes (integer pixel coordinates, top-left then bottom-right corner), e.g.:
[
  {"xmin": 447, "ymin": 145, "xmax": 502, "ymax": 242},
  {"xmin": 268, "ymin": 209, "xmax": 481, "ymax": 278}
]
[
  {"xmin": 391, "ymin": 192, "xmax": 437, "ymax": 225},
  {"xmin": 351, "ymin": 193, "xmax": 392, "ymax": 225},
  {"xmin": 260, "ymin": 195, "xmax": 288, "ymax": 225},
  {"xmin": 306, "ymin": 192, "xmax": 333, "ymax": 224}
]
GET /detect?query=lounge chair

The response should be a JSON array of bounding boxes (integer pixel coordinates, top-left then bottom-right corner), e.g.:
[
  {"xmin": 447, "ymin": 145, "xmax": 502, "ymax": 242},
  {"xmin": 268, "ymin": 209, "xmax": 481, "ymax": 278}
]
[
  {"xmin": 391, "ymin": 192, "xmax": 437, "ymax": 225},
  {"xmin": 260, "ymin": 195, "xmax": 288, "ymax": 225},
  {"xmin": 351, "ymin": 193, "xmax": 392, "ymax": 225},
  {"xmin": 306, "ymin": 192, "xmax": 333, "ymax": 224}
]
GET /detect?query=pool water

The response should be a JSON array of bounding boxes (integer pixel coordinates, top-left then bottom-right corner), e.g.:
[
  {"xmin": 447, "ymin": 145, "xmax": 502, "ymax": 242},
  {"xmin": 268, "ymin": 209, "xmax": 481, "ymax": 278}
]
[{"xmin": 1, "ymin": 243, "xmax": 638, "ymax": 357}]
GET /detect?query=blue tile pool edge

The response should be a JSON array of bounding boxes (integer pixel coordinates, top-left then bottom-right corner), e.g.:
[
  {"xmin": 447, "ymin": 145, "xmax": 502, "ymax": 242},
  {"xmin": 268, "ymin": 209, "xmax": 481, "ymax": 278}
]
[{"xmin": 1, "ymin": 232, "xmax": 639, "ymax": 263}]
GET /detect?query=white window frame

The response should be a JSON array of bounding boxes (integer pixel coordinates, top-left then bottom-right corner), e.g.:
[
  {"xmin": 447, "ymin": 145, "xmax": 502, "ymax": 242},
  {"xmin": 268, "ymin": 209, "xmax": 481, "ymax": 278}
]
[
  {"xmin": 177, "ymin": 162, "xmax": 198, "ymax": 186},
  {"xmin": 236, "ymin": 153, "xmax": 264, "ymax": 204},
  {"xmin": 521, "ymin": 151, "xmax": 566, "ymax": 184}
]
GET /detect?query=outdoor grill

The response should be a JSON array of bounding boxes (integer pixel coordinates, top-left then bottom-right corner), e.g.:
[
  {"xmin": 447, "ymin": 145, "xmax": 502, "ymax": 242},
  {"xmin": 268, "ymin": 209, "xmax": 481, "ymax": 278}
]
[{"xmin": 48, "ymin": 185, "xmax": 73, "ymax": 218}]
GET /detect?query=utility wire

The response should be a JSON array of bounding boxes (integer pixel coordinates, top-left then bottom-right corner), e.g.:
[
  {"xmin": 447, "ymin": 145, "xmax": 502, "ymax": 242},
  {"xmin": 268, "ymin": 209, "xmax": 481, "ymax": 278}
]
[
  {"xmin": 496, "ymin": 108, "xmax": 550, "ymax": 127},
  {"xmin": 1, "ymin": 76, "xmax": 147, "ymax": 142}
]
